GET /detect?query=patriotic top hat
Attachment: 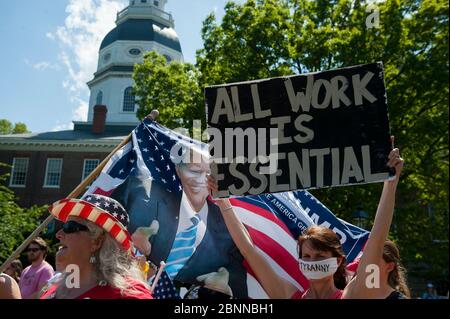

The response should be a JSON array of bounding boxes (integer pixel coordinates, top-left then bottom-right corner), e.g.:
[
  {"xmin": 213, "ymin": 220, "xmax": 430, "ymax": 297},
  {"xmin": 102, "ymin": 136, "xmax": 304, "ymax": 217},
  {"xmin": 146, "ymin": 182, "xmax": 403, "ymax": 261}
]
[{"xmin": 48, "ymin": 194, "xmax": 133, "ymax": 254}]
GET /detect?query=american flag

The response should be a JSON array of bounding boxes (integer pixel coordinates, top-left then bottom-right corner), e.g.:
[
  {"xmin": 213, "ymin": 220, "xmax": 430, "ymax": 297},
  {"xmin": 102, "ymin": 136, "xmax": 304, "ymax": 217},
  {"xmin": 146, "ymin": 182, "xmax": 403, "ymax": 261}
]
[
  {"xmin": 85, "ymin": 118, "xmax": 368, "ymax": 299},
  {"xmin": 150, "ymin": 270, "xmax": 181, "ymax": 299},
  {"xmin": 85, "ymin": 118, "xmax": 207, "ymax": 197}
]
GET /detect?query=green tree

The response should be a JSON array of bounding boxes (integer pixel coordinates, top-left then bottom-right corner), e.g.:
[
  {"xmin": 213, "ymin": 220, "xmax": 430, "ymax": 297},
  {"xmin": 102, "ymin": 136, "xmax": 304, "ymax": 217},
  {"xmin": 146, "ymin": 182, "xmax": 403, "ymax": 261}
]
[
  {"xmin": 12, "ymin": 122, "xmax": 29, "ymax": 134},
  {"xmin": 0, "ymin": 119, "xmax": 13, "ymax": 135},
  {"xmin": 0, "ymin": 119, "xmax": 30, "ymax": 134},
  {"xmin": 131, "ymin": 0, "xmax": 448, "ymax": 285},
  {"xmin": 133, "ymin": 52, "xmax": 204, "ymax": 130},
  {"xmin": 196, "ymin": 0, "xmax": 448, "ymax": 282},
  {"xmin": 197, "ymin": 0, "xmax": 293, "ymax": 86},
  {"xmin": 0, "ymin": 163, "xmax": 46, "ymax": 263}
]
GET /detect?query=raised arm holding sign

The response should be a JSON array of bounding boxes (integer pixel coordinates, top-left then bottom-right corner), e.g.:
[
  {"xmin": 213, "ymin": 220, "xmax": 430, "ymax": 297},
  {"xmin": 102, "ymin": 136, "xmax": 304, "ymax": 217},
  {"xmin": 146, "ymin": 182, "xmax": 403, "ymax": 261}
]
[{"xmin": 207, "ymin": 144, "xmax": 405, "ymax": 299}]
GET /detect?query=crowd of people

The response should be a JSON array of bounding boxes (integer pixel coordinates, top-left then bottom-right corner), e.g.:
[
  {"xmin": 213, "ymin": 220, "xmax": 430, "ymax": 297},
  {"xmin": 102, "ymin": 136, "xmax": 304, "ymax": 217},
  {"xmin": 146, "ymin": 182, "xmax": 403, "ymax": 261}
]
[{"xmin": 0, "ymin": 145, "xmax": 444, "ymax": 300}]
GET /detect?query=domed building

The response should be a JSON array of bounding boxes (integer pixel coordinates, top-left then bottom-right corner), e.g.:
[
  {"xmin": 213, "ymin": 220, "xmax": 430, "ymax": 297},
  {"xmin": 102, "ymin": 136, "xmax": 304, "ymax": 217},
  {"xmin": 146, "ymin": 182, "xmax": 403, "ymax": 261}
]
[
  {"xmin": 81, "ymin": 0, "xmax": 183, "ymax": 132},
  {"xmin": 0, "ymin": 0, "xmax": 183, "ymax": 207}
]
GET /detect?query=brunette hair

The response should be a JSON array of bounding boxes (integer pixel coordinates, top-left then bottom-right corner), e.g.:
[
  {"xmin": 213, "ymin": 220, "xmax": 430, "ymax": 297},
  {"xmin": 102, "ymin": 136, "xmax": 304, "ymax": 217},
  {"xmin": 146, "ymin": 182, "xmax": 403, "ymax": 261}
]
[
  {"xmin": 383, "ymin": 240, "xmax": 411, "ymax": 298},
  {"xmin": 29, "ymin": 237, "xmax": 49, "ymax": 258},
  {"xmin": 298, "ymin": 225, "xmax": 348, "ymax": 289},
  {"xmin": 7, "ymin": 259, "xmax": 23, "ymax": 283}
]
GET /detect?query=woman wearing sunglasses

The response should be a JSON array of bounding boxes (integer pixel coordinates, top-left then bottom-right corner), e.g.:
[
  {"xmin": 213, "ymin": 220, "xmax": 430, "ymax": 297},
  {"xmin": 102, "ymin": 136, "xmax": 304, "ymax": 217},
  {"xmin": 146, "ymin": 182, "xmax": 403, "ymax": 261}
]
[
  {"xmin": 208, "ymin": 143, "xmax": 405, "ymax": 299},
  {"xmin": 40, "ymin": 195, "xmax": 153, "ymax": 299}
]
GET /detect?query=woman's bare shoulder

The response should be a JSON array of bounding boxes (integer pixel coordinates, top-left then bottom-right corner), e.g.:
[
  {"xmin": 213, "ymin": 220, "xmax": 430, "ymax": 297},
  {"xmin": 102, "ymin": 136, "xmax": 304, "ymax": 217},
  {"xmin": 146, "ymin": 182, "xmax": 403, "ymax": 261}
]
[{"xmin": 0, "ymin": 273, "xmax": 22, "ymax": 299}]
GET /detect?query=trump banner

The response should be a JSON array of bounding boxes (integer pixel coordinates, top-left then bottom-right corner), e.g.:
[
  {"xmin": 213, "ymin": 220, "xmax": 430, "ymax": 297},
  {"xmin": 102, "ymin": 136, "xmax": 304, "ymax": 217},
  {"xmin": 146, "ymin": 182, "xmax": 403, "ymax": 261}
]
[{"xmin": 84, "ymin": 118, "xmax": 369, "ymax": 299}]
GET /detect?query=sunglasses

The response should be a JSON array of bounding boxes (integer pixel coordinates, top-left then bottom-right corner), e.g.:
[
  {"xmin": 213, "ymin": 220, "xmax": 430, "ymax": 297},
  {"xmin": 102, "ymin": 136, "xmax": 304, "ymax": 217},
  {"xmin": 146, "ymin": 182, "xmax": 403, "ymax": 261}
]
[
  {"xmin": 62, "ymin": 220, "xmax": 89, "ymax": 234},
  {"xmin": 26, "ymin": 248, "xmax": 42, "ymax": 253}
]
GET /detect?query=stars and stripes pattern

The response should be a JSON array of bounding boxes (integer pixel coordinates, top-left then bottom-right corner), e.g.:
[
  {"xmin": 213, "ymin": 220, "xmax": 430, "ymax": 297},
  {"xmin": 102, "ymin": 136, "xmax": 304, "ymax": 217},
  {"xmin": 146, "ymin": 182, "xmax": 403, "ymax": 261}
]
[
  {"xmin": 83, "ymin": 194, "xmax": 130, "ymax": 228},
  {"xmin": 48, "ymin": 196, "xmax": 133, "ymax": 253},
  {"xmin": 85, "ymin": 118, "xmax": 207, "ymax": 197},
  {"xmin": 150, "ymin": 270, "xmax": 181, "ymax": 299},
  {"xmin": 83, "ymin": 118, "xmax": 369, "ymax": 299}
]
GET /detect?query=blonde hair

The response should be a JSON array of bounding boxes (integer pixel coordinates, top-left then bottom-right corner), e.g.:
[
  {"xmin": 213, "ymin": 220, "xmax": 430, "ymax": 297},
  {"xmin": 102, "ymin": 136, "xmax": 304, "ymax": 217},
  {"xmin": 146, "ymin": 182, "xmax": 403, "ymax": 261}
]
[
  {"xmin": 85, "ymin": 220, "xmax": 150, "ymax": 296},
  {"xmin": 52, "ymin": 219, "xmax": 150, "ymax": 298}
]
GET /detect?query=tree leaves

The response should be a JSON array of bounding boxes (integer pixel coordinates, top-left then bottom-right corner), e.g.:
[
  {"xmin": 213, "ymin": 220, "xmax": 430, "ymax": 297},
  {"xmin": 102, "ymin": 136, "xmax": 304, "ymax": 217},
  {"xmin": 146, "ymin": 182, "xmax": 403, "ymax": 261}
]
[
  {"xmin": 133, "ymin": 52, "xmax": 204, "ymax": 131},
  {"xmin": 0, "ymin": 119, "xmax": 30, "ymax": 135},
  {"xmin": 0, "ymin": 164, "xmax": 46, "ymax": 263},
  {"xmin": 131, "ymin": 0, "xmax": 448, "ymax": 282}
]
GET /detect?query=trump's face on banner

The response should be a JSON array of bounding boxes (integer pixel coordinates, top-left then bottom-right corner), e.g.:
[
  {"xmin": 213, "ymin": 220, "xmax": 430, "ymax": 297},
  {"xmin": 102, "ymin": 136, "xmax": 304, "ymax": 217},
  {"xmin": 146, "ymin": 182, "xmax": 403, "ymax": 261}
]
[{"xmin": 176, "ymin": 155, "xmax": 210, "ymax": 212}]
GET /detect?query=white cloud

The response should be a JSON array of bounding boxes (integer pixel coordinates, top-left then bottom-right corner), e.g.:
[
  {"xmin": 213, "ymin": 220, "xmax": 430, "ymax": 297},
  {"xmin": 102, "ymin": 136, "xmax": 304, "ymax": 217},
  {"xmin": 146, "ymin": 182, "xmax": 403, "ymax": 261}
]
[
  {"xmin": 153, "ymin": 25, "xmax": 179, "ymax": 41},
  {"xmin": 73, "ymin": 98, "xmax": 89, "ymax": 121},
  {"xmin": 46, "ymin": 32, "xmax": 55, "ymax": 40},
  {"xmin": 33, "ymin": 61, "xmax": 60, "ymax": 71},
  {"xmin": 24, "ymin": 58, "xmax": 60, "ymax": 71},
  {"xmin": 49, "ymin": 0, "xmax": 127, "ymax": 120},
  {"xmin": 52, "ymin": 122, "xmax": 74, "ymax": 132}
]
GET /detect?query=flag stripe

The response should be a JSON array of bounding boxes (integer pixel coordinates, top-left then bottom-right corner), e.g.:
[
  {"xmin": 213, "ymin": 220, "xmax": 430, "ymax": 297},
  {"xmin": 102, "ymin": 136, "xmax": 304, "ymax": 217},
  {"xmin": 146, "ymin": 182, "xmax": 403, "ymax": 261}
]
[
  {"xmin": 110, "ymin": 224, "xmax": 122, "ymax": 238},
  {"xmin": 246, "ymin": 225, "xmax": 306, "ymax": 289},
  {"xmin": 246, "ymin": 273, "xmax": 269, "ymax": 299},
  {"xmin": 96, "ymin": 213, "xmax": 109, "ymax": 227},
  {"xmin": 69, "ymin": 203, "xmax": 85, "ymax": 217},
  {"xmin": 230, "ymin": 198, "xmax": 293, "ymax": 236},
  {"xmin": 49, "ymin": 202, "xmax": 64, "ymax": 219},
  {"xmin": 79, "ymin": 204, "xmax": 94, "ymax": 220},
  {"xmin": 59, "ymin": 201, "xmax": 76, "ymax": 221},
  {"xmin": 233, "ymin": 206, "xmax": 299, "ymax": 260}
]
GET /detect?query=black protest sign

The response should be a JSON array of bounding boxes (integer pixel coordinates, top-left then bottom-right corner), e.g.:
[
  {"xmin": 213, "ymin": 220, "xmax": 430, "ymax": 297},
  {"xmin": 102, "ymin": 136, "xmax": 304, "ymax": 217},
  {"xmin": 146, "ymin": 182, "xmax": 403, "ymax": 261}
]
[{"xmin": 205, "ymin": 62, "xmax": 393, "ymax": 198}]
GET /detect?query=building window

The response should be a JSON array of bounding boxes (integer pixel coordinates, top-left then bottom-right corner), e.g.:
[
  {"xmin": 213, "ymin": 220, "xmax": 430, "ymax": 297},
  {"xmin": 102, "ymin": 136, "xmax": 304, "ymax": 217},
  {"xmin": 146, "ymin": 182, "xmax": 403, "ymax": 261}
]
[
  {"xmin": 123, "ymin": 87, "xmax": 135, "ymax": 112},
  {"xmin": 82, "ymin": 159, "xmax": 100, "ymax": 182},
  {"xmin": 154, "ymin": 0, "xmax": 159, "ymax": 6},
  {"xmin": 103, "ymin": 52, "xmax": 111, "ymax": 63},
  {"xmin": 44, "ymin": 158, "xmax": 63, "ymax": 188},
  {"xmin": 96, "ymin": 91, "xmax": 103, "ymax": 105},
  {"xmin": 128, "ymin": 48, "xmax": 142, "ymax": 56},
  {"xmin": 9, "ymin": 157, "xmax": 29, "ymax": 187}
]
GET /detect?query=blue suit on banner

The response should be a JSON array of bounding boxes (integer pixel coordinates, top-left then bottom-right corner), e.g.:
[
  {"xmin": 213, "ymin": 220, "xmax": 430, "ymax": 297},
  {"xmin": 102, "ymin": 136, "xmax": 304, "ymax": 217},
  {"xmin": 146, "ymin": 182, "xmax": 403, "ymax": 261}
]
[{"xmin": 112, "ymin": 169, "xmax": 248, "ymax": 298}]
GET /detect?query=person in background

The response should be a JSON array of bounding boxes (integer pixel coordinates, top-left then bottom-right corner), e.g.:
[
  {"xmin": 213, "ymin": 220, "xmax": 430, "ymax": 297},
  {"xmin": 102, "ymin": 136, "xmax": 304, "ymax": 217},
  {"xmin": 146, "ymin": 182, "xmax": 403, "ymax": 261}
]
[
  {"xmin": 38, "ymin": 245, "xmax": 69, "ymax": 297},
  {"xmin": 375, "ymin": 240, "xmax": 411, "ymax": 299},
  {"xmin": 19, "ymin": 237, "xmax": 54, "ymax": 299},
  {"xmin": 421, "ymin": 283, "xmax": 439, "ymax": 299},
  {"xmin": 4, "ymin": 259, "xmax": 23, "ymax": 285}
]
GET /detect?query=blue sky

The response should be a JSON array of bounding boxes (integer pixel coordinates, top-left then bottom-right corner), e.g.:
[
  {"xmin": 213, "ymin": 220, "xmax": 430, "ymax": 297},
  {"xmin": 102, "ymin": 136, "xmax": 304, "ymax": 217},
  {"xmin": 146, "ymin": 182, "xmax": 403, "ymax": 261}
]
[{"xmin": 0, "ymin": 0, "xmax": 242, "ymax": 133}]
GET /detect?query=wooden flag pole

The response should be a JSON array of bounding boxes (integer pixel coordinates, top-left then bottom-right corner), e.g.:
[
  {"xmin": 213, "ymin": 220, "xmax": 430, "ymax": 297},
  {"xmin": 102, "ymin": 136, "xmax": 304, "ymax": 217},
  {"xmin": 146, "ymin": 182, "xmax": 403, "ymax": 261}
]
[
  {"xmin": 0, "ymin": 110, "xmax": 159, "ymax": 274},
  {"xmin": 150, "ymin": 261, "xmax": 166, "ymax": 293}
]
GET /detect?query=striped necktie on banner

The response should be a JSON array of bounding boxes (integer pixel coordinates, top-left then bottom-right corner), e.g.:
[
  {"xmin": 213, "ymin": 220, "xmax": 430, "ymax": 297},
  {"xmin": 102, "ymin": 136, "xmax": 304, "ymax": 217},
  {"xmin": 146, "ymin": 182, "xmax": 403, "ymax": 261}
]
[{"xmin": 165, "ymin": 215, "xmax": 201, "ymax": 279}]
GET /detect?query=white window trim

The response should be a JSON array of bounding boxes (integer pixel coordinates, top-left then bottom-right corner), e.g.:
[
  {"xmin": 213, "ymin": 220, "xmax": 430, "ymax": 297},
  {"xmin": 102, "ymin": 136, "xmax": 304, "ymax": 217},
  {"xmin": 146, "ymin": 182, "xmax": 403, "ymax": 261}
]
[
  {"xmin": 122, "ymin": 86, "xmax": 136, "ymax": 113},
  {"xmin": 43, "ymin": 158, "xmax": 63, "ymax": 189},
  {"xmin": 96, "ymin": 90, "xmax": 103, "ymax": 105},
  {"xmin": 9, "ymin": 157, "xmax": 29, "ymax": 188},
  {"xmin": 82, "ymin": 159, "xmax": 100, "ymax": 182}
]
